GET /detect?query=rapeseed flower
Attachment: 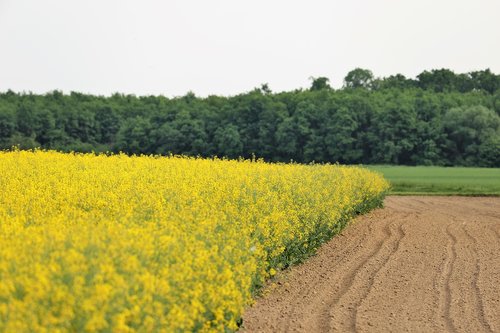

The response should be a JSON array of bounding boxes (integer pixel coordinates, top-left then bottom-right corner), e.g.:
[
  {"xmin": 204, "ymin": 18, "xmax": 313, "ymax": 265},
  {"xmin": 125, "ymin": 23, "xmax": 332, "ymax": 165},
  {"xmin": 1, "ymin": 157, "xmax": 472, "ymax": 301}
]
[{"xmin": 0, "ymin": 150, "xmax": 388, "ymax": 332}]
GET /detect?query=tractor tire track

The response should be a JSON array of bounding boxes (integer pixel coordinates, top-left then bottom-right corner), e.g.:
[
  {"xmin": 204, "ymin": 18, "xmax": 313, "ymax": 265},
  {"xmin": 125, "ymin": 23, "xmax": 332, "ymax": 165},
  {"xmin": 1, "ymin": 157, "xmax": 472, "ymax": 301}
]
[
  {"xmin": 241, "ymin": 196, "xmax": 500, "ymax": 333},
  {"xmin": 349, "ymin": 223, "xmax": 406, "ymax": 333},
  {"xmin": 440, "ymin": 224, "xmax": 458, "ymax": 333},
  {"xmin": 462, "ymin": 226, "xmax": 494, "ymax": 333},
  {"xmin": 321, "ymin": 219, "xmax": 394, "ymax": 332}
]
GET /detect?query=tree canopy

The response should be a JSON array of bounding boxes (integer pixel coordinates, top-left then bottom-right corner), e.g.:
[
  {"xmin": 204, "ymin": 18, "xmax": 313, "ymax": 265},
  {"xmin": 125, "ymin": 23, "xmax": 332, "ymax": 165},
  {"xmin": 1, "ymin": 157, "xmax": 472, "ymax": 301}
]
[{"xmin": 1, "ymin": 68, "xmax": 499, "ymax": 166}]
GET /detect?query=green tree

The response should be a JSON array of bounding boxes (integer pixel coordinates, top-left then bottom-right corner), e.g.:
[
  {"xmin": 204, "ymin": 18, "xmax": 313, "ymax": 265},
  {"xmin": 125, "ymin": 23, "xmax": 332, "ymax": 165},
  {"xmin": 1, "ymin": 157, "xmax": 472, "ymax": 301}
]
[
  {"xmin": 0, "ymin": 106, "xmax": 16, "ymax": 143},
  {"xmin": 371, "ymin": 93, "xmax": 418, "ymax": 164},
  {"xmin": 95, "ymin": 106, "xmax": 121, "ymax": 143},
  {"xmin": 344, "ymin": 68, "xmax": 374, "ymax": 89},
  {"xmin": 417, "ymin": 69, "xmax": 458, "ymax": 92},
  {"xmin": 442, "ymin": 105, "xmax": 500, "ymax": 166},
  {"xmin": 213, "ymin": 125, "xmax": 243, "ymax": 158},
  {"xmin": 0, "ymin": 69, "xmax": 498, "ymax": 166},
  {"xmin": 115, "ymin": 117, "xmax": 153, "ymax": 154},
  {"xmin": 16, "ymin": 103, "xmax": 36, "ymax": 137},
  {"xmin": 324, "ymin": 107, "xmax": 362, "ymax": 163},
  {"xmin": 65, "ymin": 109, "xmax": 97, "ymax": 143},
  {"xmin": 276, "ymin": 101, "xmax": 312, "ymax": 161},
  {"xmin": 376, "ymin": 74, "xmax": 416, "ymax": 90},
  {"xmin": 309, "ymin": 77, "xmax": 331, "ymax": 91},
  {"xmin": 34, "ymin": 109, "xmax": 56, "ymax": 145},
  {"xmin": 469, "ymin": 69, "xmax": 499, "ymax": 94}
]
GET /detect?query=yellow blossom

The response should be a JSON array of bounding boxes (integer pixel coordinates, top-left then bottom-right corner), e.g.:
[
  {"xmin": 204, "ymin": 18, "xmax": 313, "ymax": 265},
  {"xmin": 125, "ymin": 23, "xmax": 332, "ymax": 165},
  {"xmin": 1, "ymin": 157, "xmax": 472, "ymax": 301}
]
[{"xmin": 0, "ymin": 150, "xmax": 388, "ymax": 332}]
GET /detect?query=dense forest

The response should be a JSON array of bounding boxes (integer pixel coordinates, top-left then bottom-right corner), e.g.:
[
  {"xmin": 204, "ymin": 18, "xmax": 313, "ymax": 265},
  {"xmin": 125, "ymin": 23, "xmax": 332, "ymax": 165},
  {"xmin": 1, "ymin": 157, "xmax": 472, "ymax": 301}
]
[{"xmin": 0, "ymin": 68, "xmax": 499, "ymax": 166}]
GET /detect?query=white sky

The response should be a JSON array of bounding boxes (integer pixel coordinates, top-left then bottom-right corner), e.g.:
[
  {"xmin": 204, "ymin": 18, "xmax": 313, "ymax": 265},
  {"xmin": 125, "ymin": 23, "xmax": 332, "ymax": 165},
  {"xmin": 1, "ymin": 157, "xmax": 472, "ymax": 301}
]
[{"xmin": 0, "ymin": 0, "xmax": 499, "ymax": 97}]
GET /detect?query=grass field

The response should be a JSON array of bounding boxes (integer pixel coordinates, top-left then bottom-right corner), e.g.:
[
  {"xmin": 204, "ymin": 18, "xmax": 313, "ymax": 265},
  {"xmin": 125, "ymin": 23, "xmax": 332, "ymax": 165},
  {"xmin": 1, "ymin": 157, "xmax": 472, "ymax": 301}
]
[{"xmin": 367, "ymin": 166, "xmax": 500, "ymax": 196}]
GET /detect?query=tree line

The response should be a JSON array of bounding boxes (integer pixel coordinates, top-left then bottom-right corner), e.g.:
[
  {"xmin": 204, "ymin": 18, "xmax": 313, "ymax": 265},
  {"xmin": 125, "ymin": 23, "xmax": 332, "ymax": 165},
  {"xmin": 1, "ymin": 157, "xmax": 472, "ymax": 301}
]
[{"xmin": 0, "ymin": 68, "xmax": 499, "ymax": 166}]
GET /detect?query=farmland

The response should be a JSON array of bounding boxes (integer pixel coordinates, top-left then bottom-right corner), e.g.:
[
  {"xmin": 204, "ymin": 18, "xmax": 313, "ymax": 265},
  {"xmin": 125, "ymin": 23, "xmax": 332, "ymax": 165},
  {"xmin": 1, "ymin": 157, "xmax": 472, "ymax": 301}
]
[
  {"xmin": 367, "ymin": 166, "xmax": 500, "ymax": 196},
  {"xmin": 0, "ymin": 150, "xmax": 388, "ymax": 332},
  {"xmin": 242, "ymin": 196, "xmax": 500, "ymax": 332}
]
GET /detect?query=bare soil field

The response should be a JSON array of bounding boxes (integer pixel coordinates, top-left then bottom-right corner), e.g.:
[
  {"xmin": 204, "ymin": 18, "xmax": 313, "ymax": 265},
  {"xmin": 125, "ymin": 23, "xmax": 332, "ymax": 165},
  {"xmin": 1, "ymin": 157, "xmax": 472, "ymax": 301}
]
[{"xmin": 241, "ymin": 196, "xmax": 500, "ymax": 333}]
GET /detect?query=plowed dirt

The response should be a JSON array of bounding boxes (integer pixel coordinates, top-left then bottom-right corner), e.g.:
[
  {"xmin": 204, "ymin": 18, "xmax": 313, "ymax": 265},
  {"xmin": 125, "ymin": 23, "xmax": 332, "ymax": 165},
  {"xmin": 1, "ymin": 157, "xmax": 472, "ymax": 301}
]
[{"xmin": 241, "ymin": 196, "xmax": 500, "ymax": 333}]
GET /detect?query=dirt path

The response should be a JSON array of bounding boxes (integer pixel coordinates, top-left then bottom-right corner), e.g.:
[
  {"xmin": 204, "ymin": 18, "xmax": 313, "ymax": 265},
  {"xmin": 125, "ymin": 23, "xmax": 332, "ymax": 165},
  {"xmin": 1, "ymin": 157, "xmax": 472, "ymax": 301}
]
[{"xmin": 241, "ymin": 196, "xmax": 500, "ymax": 333}]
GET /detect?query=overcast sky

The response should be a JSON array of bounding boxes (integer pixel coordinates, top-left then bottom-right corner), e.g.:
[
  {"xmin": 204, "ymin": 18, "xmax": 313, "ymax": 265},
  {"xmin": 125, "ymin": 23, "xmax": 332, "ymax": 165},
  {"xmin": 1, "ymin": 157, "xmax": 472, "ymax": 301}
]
[{"xmin": 1, "ymin": 0, "xmax": 499, "ymax": 97}]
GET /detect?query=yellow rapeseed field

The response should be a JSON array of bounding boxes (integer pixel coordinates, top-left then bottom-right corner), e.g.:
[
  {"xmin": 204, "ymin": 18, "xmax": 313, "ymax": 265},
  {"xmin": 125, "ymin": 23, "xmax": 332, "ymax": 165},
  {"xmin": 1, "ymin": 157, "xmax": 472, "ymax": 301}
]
[{"xmin": 0, "ymin": 150, "xmax": 388, "ymax": 332}]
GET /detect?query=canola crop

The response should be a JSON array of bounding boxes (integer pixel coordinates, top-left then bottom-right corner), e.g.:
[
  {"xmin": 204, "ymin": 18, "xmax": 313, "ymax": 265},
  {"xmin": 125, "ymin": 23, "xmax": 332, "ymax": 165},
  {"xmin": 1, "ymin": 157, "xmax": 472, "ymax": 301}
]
[{"xmin": 0, "ymin": 150, "xmax": 389, "ymax": 332}]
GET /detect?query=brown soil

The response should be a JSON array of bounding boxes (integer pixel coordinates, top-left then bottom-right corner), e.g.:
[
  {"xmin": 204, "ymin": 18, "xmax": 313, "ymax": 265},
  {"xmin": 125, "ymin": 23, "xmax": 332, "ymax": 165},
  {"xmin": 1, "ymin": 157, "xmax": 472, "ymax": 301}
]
[{"xmin": 241, "ymin": 196, "xmax": 500, "ymax": 333}]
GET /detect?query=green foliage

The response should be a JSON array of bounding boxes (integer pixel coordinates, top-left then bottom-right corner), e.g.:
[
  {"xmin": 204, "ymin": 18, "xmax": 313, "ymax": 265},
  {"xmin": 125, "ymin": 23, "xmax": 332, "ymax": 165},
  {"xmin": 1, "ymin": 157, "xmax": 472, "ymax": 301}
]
[
  {"xmin": 0, "ymin": 106, "xmax": 16, "ymax": 141},
  {"xmin": 309, "ymin": 77, "xmax": 332, "ymax": 91},
  {"xmin": 0, "ymin": 68, "xmax": 499, "ymax": 166},
  {"xmin": 344, "ymin": 68, "xmax": 374, "ymax": 89},
  {"xmin": 213, "ymin": 125, "xmax": 243, "ymax": 158},
  {"xmin": 442, "ymin": 105, "xmax": 500, "ymax": 166}
]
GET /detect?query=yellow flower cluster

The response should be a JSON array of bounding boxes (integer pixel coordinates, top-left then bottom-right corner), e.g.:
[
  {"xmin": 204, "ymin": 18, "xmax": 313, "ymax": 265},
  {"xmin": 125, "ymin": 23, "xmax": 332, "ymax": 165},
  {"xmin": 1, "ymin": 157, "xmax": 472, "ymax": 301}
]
[{"xmin": 0, "ymin": 150, "xmax": 388, "ymax": 332}]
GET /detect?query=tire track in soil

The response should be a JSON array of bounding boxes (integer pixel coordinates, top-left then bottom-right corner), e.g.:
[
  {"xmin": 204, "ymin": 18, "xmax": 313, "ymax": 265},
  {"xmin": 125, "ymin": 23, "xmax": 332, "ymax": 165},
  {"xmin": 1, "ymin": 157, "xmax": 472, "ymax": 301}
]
[
  {"xmin": 430, "ymin": 197, "xmax": 500, "ymax": 332},
  {"xmin": 462, "ymin": 225, "xmax": 494, "ymax": 333},
  {"xmin": 347, "ymin": 223, "xmax": 406, "ymax": 333},
  {"xmin": 281, "ymin": 222, "xmax": 371, "ymax": 332},
  {"xmin": 440, "ymin": 224, "xmax": 458, "ymax": 333},
  {"xmin": 241, "ymin": 197, "xmax": 500, "ymax": 333},
  {"xmin": 323, "ymin": 220, "xmax": 407, "ymax": 332},
  {"xmin": 319, "ymin": 219, "xmax": 393, "ymax": 332},
  {"xmin": 282, "ymin": 213, "xmax": 391, "ymax": 332}
]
